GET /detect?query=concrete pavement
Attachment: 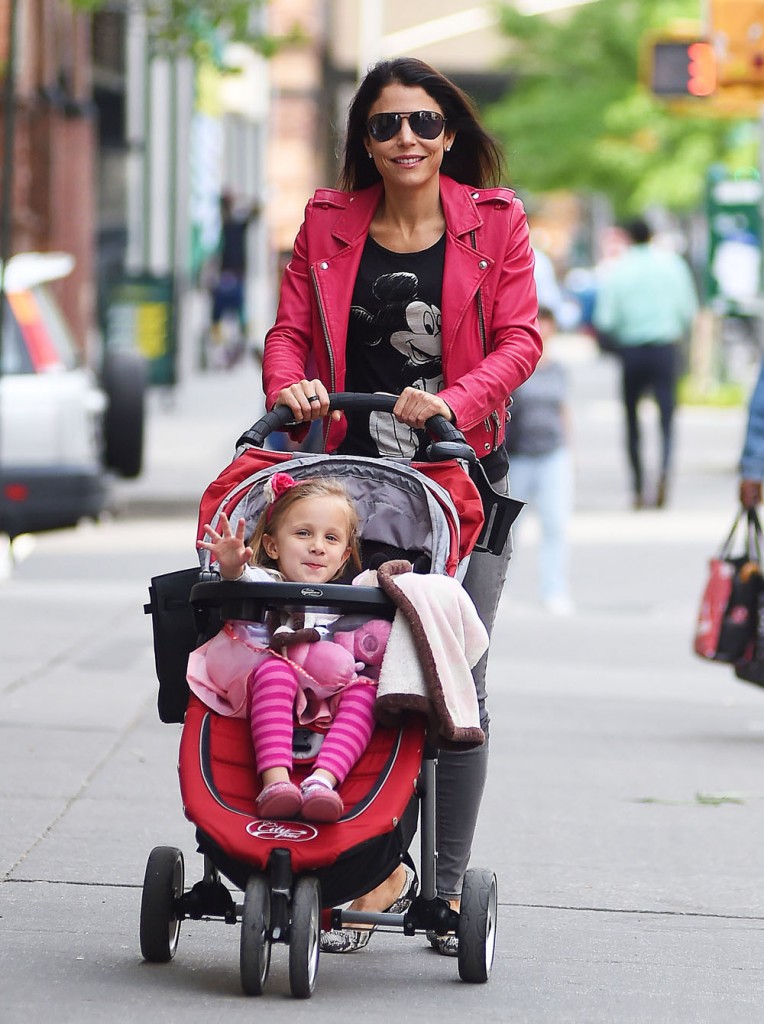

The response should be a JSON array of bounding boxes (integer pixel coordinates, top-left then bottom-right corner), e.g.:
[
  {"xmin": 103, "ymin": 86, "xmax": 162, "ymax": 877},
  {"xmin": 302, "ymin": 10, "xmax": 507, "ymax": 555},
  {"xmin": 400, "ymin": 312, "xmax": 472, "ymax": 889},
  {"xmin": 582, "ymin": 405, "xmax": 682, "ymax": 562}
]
[{"xmin": 3, "ymin": 338, "xmax": 764, "ymax": 1021}]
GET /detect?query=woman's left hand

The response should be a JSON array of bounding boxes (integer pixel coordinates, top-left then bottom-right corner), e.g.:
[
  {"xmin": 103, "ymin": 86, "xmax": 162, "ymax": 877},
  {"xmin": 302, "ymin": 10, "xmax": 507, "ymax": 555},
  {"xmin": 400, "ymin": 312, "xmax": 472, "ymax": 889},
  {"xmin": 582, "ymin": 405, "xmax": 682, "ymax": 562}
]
[{"xmin": 393, "ymin": 388, "xmax": 453, "ymax": 429}]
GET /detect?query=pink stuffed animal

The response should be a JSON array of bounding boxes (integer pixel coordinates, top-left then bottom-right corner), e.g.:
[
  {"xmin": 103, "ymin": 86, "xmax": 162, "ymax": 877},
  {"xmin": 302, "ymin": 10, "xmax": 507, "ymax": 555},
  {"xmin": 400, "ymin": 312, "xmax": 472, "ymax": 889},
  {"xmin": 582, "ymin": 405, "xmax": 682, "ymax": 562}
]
[
  {"xmin": 287, "ymin": 640, "xmax": 359, "ymax": 695},
  {"xmin": 332, "ymin": 619, "xmax": 392, "ymax": 679}
]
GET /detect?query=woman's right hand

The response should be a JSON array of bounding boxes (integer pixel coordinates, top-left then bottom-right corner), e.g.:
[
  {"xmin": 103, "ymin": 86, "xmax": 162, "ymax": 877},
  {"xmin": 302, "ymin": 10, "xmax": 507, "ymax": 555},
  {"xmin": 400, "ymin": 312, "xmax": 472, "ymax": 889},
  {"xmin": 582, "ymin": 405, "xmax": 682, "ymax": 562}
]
[{"xmin": 275, "ymin": 379, "xmax": 339, "ymax": 423}]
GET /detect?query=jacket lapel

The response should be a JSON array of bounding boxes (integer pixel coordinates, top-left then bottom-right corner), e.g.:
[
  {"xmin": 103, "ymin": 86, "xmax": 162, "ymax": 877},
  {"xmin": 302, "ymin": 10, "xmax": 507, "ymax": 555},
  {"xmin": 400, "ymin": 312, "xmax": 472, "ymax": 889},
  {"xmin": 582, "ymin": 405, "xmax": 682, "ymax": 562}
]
[
  {"xmin": 310, "ymin": 185, "xmax": 382, "ymax": 384},
  {"xmin": 440, "ymin": 177, "xmax": 493, "ymax": 355}
]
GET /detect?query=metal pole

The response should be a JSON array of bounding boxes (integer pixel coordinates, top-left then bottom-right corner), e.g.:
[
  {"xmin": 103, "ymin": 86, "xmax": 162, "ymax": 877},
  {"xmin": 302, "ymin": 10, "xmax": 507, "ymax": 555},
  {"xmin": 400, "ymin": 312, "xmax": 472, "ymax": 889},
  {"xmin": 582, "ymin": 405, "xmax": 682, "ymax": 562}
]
[
  {"xmin": 0, "ymin": 0, "xmax": 19, "ymax": 391},
  {"xmin": 0, "ymin": 0, "xmax": 19, "ymax": 572}
]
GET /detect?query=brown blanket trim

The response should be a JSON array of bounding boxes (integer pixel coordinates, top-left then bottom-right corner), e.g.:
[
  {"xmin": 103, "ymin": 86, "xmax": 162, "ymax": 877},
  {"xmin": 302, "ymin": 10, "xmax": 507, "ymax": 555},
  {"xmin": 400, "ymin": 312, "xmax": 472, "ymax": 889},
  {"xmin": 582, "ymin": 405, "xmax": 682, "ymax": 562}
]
[{"xmin": 375, "ymin": 561, "xmax": 485, "ymax": 751}]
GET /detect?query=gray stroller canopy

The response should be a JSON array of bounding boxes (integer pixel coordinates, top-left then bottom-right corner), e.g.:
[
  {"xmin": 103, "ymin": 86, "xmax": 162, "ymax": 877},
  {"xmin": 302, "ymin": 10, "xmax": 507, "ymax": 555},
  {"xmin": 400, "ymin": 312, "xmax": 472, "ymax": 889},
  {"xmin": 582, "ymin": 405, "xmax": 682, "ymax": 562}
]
[{"xmin": 198, "ymin": 454, "xmax": 464, "ymax": 576}]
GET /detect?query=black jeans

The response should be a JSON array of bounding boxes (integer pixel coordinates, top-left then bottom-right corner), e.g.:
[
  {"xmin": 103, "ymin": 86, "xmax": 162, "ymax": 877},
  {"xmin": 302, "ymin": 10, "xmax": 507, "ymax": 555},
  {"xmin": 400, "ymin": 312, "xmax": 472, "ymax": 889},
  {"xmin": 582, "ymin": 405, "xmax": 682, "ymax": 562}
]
[{"xmin": 619, "ymin": 342, "xmax": 678, "ymax": 497}]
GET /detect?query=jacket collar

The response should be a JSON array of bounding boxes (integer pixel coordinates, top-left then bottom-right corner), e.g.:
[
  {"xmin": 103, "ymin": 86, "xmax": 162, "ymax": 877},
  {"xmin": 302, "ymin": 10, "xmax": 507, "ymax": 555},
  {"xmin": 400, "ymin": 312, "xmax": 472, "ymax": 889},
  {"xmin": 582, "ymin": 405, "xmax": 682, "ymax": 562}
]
[{"xmin": 331, "ymin": 175, "xmax": 484, "ymax": 245}]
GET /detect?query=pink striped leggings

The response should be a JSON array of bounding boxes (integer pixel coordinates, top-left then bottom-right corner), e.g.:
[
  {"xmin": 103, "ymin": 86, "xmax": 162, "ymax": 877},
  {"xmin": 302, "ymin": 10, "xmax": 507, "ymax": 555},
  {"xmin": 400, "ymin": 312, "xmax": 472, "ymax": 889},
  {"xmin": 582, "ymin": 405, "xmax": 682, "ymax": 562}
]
[{"xmin": 248, "ymin": 657, "xmax": 377, "ymax": 785}]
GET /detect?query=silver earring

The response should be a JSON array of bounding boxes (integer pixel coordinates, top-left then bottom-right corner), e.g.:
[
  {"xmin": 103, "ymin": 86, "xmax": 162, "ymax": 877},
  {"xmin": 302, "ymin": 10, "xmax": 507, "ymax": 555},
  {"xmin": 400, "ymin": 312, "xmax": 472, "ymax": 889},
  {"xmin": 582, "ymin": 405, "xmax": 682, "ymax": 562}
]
[
  {"xmin": 445, "ymin": 146, "xmax": 451, "ymax": 152},
  {"xmin": 368, "ymin": 152, "xmax": 373, "ymax": 159}
]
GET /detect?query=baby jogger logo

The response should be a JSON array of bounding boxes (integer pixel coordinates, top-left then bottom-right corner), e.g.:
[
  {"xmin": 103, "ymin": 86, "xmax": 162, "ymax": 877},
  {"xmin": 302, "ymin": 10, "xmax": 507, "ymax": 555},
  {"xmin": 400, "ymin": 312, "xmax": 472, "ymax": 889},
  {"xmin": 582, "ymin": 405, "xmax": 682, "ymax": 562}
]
[{"xmin": 246, "ymin": 820, "xmax": 318, "ymax": 842}]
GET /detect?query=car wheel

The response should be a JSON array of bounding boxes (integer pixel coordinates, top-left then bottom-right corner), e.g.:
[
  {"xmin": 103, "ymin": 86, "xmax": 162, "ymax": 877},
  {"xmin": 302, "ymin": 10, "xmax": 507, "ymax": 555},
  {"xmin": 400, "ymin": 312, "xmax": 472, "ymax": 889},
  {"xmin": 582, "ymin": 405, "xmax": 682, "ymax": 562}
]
[{"xmin": 102, "ymin": 347, "xmax": 146, "ymax": 479}]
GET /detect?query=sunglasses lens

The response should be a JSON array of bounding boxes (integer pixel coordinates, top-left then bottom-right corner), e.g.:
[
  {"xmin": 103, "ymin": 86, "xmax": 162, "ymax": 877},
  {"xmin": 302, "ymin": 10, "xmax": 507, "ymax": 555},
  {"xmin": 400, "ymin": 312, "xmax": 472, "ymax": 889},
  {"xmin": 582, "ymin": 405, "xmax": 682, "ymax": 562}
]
[
  {"xmin": 409, "ymin": 111, "xmax": 445, "ymax": 139},
  {"xmin": 368, "ymin": 113, "xmax": 400, "ymax": 142},
  {"xmin": 367, "ymin": 112, "xmax": 445, "ymax": 142}
]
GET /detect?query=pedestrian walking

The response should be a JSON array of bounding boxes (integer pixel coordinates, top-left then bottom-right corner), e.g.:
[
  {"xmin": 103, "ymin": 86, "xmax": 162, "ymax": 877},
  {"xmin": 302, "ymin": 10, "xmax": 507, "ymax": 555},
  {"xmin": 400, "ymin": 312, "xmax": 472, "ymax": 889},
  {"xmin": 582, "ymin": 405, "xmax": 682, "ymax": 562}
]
[
  {"xmin": 261, "ymin": 56, "xmax": 541, "ymax": 953},
  {"xmin": 592, "ymin": 217, "xmax": 698, "ymax": 509},
  {"xmin": 739, "ymin": 359, "xmax": 764, "ymax": 509},
  {"xmin": 208, "ymin": 192, "xmax": 258, "ymax": 366},
  {"xmin": 507, "ymin": 306, "xmax": 574, "ymax": 614}
]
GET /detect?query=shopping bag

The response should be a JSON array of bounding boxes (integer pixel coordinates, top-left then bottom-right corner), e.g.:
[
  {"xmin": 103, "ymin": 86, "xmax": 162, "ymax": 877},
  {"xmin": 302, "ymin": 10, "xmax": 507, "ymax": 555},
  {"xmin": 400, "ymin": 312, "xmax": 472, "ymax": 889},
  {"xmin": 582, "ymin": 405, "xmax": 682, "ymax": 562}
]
[
  {"xmin": 734, "ymin": 590, "xmax": 764, "ymax": 688},
  {"xmin": 693, "ymin": 508, "xmax": 763, "ymax": 663}
]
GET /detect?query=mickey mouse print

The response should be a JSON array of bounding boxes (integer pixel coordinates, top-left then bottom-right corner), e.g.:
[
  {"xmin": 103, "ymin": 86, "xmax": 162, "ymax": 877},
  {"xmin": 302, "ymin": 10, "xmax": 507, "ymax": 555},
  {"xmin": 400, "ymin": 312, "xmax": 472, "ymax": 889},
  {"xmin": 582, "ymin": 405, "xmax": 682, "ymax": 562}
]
[{"xmin": 341, "ymin": 233, "xmax": 446, "ymax": 459}]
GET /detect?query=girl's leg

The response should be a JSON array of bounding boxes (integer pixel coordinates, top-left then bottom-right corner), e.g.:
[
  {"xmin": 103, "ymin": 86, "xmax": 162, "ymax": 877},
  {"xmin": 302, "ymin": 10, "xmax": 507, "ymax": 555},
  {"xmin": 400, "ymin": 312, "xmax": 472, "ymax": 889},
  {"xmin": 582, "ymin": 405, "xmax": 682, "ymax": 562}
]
[
  {"xmin": 312, "ymin": 681, "xmax": 377, "ymax": 785},
  {"xmin": 248, "ymin": 658, "xmax": 300, "ymax": 777}
]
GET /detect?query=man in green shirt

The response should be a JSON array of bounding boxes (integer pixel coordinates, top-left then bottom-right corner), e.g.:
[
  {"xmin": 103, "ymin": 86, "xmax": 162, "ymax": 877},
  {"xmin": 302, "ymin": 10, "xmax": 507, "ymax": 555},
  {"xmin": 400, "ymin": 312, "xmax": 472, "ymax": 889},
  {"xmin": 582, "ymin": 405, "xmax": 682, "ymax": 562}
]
[{"xmin": 593, "ymin": 218, "xmax": 698, "ymax": 509}]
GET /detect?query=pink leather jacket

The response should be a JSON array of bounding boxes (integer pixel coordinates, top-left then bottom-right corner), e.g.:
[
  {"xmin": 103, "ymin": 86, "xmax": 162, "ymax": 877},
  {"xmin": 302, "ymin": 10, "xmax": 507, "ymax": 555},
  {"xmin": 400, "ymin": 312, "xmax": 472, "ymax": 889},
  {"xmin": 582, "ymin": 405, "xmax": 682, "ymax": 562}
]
[{"xmin": 262, "ymin": 174, "xmax": 542, "ymax": 459}]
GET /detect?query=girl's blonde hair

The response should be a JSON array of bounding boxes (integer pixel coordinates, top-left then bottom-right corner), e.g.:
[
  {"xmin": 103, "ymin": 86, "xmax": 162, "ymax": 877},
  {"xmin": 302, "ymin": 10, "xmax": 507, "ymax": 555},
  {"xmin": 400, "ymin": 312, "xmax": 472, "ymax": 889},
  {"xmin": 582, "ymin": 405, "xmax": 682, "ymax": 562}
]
[{"xmin": 249, "ymin": 477, "xmax": 362, "ymax": 577}]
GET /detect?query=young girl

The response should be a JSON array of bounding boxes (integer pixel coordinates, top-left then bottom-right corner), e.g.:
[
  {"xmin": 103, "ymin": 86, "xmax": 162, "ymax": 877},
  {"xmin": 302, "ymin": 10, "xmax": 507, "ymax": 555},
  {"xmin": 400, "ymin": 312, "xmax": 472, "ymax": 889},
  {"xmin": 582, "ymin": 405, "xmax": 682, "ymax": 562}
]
[{"xmin": 193, "ymin": 473, "xmax": 378, "ymax": 824}]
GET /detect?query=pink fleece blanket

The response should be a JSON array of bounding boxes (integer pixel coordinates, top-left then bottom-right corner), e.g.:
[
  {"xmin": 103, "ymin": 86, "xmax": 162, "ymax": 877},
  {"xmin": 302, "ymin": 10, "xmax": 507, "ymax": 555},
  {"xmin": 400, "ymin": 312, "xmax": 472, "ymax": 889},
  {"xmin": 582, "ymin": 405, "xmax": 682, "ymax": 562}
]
[{"xmin": 363, "ymin": 561, "xmax": 488, "ymax": 750}]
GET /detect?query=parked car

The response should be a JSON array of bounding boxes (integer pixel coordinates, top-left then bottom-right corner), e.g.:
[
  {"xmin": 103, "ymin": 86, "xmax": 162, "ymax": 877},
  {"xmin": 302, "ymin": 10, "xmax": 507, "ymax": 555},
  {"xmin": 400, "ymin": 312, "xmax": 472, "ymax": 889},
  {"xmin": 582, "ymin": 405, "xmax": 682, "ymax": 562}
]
[{"xmin": 0, "ymin": 252, "xmax": 146, "ymax": 538}]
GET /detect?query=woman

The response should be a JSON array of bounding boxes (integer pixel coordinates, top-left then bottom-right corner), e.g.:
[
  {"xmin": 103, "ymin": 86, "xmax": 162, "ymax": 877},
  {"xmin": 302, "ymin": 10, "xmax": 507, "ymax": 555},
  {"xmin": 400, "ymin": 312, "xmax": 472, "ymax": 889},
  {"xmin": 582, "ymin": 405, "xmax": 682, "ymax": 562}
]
[{"xmin": 262, "ymin": 57, "xmax": 541, "ymax": 954}]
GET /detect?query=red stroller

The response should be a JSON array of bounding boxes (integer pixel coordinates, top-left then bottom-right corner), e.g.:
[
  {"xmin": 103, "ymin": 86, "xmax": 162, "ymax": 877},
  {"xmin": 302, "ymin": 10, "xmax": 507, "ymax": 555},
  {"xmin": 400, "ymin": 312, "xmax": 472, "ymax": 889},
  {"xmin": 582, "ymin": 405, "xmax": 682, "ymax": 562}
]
[{"xmin": 142, "ymin": 394, "xmax": 521, "ymax": 998}]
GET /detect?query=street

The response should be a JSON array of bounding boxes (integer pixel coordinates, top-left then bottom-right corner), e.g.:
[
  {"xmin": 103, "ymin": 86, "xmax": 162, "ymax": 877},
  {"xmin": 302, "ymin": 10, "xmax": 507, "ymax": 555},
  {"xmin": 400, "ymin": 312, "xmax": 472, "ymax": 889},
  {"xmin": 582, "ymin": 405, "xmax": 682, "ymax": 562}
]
[{"xmin": 2, "ymin": 339, "xmax": 764, "ymax": 1022}]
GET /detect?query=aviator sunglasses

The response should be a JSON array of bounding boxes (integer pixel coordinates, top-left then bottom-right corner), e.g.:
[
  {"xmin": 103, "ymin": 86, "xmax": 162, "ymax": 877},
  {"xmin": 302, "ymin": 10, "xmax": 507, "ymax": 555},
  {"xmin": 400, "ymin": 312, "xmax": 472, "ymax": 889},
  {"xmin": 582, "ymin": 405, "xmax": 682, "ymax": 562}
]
[{"xmin": 366, "ymin": 110, "xmax": 447, "ymax": 143}]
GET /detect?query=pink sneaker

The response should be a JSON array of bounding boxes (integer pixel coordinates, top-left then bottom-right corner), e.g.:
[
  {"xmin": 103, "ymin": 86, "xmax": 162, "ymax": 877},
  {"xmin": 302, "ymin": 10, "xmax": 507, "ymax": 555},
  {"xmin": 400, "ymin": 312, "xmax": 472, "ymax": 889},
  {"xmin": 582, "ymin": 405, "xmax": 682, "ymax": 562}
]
[
  {"xmin": 256, "ymin": 781, "xmax": 302, "ymax": 820},
  {"xmin": 300, "ymin": 782, "xmax": 344, "ymax": 823}
]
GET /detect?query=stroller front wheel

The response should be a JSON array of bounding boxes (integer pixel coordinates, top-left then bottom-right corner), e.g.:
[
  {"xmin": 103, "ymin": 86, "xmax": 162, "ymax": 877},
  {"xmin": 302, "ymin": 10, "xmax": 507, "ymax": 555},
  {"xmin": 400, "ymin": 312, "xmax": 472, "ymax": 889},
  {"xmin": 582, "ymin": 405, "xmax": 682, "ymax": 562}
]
[
  {"xmin": 457, "ymin": 868, "xmax": 498, "ymax": 983},
  {"xmin": 288, "ymin": 876, "xmax": 321, "ymax": 999},
  {"xmin": 139, "ymin": 846, "xmax": 184, "ymax": 963},
  {"xmin": 240, "ymin": 874, "xmax": 272, "ymax": 995}
]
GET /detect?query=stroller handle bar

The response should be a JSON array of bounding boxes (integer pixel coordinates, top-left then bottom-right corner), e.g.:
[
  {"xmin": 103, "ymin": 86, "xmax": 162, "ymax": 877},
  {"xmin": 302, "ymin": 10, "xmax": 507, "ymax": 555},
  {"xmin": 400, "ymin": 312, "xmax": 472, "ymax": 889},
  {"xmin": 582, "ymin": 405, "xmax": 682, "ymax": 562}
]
[{"xmin": 237, "ymin": 392, "xmax": 476, "ymax": 464}]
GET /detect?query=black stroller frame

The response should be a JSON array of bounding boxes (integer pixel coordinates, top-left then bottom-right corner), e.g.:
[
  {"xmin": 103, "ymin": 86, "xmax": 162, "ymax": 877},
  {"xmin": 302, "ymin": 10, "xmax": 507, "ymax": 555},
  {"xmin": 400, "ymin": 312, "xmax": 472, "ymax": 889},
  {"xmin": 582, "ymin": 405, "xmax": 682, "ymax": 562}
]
[{"xmin": 141, "ymin": 394, "xmax": 521, "ymax": 998}]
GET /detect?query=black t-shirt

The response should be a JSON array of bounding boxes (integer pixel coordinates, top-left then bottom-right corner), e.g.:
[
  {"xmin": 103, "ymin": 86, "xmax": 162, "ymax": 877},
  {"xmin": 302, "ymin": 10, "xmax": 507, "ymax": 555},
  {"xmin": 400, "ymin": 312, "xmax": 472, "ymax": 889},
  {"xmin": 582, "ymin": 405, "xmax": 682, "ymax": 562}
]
[{"xmin": 339, "ymin": 234, "xmax": 446, "ymax": 460}]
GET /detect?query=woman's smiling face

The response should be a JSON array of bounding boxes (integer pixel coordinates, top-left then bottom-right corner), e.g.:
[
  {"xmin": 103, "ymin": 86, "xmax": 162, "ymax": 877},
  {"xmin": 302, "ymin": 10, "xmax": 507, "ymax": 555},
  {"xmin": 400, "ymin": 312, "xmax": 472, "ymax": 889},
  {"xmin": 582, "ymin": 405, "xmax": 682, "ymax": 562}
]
[{"xmin": 364, "ymin": 83, "xmax": 455, "ymax": 190}]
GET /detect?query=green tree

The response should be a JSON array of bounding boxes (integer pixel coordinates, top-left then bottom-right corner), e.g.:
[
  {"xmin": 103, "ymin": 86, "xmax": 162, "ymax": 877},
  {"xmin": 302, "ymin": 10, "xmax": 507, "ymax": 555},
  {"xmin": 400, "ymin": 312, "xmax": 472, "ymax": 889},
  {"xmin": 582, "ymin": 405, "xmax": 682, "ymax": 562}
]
[
  {"xmin": 69, "ymin": 0, "xmax": 295, "ymax": 61},
  {"xmin": 486, "ymin": 0, "xmax": 736, "ymax": 215}
]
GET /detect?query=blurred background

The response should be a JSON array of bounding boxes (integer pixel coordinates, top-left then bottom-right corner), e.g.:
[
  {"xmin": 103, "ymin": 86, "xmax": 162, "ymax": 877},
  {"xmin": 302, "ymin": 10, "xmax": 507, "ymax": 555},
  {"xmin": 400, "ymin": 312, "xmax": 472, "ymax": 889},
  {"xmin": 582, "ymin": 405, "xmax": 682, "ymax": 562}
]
[{"xmin": 1, "ymin": 0, "xmax": 762, "ymax": 393}]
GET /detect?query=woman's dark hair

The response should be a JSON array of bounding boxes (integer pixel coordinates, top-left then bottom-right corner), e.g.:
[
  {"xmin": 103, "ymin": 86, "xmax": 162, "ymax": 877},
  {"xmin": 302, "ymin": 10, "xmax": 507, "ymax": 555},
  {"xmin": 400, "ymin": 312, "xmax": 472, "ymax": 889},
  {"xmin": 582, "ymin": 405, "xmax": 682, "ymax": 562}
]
[{"xmin": 339, "ymin": 57, "xmax": 504, "ymax": 192}]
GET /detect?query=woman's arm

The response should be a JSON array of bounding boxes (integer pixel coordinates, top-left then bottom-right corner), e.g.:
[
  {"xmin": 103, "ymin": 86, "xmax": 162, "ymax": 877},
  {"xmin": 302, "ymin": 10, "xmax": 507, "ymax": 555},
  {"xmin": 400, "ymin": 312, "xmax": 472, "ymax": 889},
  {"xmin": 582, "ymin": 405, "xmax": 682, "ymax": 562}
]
[
  {"xmin": 261, "ymin": 216, "xmax": 340, "ymax": 424},
  {"xmin": 438, "ymin": 201, "xmax": 542, "ymax": 431}
]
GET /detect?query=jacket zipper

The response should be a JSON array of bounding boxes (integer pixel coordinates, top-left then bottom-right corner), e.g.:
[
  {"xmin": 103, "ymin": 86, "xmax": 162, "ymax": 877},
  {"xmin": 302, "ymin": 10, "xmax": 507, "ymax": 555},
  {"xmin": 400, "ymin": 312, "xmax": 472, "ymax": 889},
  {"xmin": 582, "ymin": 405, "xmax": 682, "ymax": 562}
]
[
  {"xmin": 310, "ymin": 263, "xmax": 336, "ymax": 451},
  {"xmin": 471, "ymin": 229, "xmax": 498, "ymax": 446}
]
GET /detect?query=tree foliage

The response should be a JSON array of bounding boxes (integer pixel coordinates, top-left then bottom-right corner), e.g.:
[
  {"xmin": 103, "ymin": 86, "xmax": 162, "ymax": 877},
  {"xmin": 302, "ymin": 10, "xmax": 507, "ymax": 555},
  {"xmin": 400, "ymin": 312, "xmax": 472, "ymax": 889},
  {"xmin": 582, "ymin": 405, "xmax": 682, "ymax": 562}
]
[
  {"xmin": 69, "ymin": 0, "xmax": 298, "ymax": 61},
  {"xmin": 486, "ymin": 0, "xmax": 736, "ymax": 215}
]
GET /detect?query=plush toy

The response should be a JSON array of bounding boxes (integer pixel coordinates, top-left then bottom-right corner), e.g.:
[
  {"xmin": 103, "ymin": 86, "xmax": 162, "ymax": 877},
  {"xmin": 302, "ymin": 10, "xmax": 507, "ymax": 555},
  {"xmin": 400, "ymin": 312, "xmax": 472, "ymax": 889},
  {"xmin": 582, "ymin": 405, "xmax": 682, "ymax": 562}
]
[
  {"xmin": 268, "ymin": 617, "xmax": 392, "ymax": 689},
  {"xmin": 286, "ymin": 639, "xmax": 360, "ymax": 695},
  {"xmin": 332, "ymin": 618, "xmax": 392, "ymax": 679}
]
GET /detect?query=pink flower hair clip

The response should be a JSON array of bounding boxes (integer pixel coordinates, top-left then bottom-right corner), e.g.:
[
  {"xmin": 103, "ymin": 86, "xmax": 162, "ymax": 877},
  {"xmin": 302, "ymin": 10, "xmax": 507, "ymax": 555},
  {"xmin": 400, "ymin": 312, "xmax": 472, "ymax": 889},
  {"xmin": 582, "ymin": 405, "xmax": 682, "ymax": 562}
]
[{"xmin": 263, "ymin": 472, "xmax": 298, "ymax": 519}]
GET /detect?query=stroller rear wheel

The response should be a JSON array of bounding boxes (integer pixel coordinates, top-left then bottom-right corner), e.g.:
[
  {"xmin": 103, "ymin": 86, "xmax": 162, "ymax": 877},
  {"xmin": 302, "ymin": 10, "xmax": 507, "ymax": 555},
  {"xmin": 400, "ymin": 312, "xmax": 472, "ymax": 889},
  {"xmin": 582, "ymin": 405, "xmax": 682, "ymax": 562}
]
[
  {"xmin": 240, "ymin": 874, "xmax": 272, "ymax": 995},
  {"xmin": 140, "ymin": 846, "xmax": 184, "ymax": 962},
  {"xmin": 457, "ymin": 868, "xmax": 497, "ymax": 983},
  {"xmin": 288, "ymin": 876, "xmax": 321, "ymax": 998}
]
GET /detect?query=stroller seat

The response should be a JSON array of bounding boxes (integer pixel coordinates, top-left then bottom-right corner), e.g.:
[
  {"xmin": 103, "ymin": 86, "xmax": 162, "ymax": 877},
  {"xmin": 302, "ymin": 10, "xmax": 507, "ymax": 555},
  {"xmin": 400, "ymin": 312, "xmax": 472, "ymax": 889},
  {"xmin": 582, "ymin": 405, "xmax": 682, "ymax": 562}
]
[{"xmin": 180, "ymin": 694, "xmax": 425, "ymax": 906}]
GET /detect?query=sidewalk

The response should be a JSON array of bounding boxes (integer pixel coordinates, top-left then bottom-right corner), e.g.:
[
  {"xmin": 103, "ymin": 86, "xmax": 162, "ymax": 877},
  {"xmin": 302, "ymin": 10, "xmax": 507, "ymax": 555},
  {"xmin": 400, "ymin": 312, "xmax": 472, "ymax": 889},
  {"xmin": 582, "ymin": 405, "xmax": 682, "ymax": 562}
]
[
  {"xmin": 111, "ymin": 355, "xmax": 267, "ymax": 518},
  {"xmin": 4, "ymin": 335, "xmax": 764, "ymax": 1021}
]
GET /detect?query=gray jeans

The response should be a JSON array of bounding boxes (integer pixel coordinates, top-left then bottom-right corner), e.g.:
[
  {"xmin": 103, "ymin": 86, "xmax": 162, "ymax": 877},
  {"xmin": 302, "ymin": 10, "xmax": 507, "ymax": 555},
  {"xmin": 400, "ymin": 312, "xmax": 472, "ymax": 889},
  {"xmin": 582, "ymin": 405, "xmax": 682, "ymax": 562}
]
[{"xmin": 435, "ymin": 474, "xmax": 512, "ymax": 900}]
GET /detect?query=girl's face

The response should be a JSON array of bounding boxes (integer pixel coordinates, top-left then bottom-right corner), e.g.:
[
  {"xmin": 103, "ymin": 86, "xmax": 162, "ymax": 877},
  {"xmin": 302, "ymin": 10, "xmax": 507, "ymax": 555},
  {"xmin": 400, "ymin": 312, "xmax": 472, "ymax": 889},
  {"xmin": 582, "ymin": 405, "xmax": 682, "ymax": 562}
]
[
  {"xmin": 364, "ymin": 82, "xmax": 455, "ymax": 192},
  {"xmin": 262, "ymin": 496, "xmax": 353, "ymax": 584}
]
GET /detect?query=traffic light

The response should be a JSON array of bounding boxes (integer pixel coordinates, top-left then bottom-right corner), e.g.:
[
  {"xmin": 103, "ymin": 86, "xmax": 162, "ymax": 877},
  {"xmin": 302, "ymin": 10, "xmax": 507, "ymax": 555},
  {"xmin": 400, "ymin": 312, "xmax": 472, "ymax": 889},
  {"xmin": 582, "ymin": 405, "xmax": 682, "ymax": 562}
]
[
  {"xmin": 710, "ymin": 0, "xmax": 764, "ymax": 89},
  {"xmin": 649, "ymin": 39, "xmax": 717, "ymax": 97}
]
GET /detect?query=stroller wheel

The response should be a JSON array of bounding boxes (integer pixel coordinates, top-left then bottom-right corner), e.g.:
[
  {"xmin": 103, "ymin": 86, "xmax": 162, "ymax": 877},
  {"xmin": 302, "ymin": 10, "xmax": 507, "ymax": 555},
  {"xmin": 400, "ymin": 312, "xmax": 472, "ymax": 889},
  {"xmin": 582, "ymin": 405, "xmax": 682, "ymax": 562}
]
[
  {"xmin": 240, "ymin": 874, "xmax": 272, "ymax": 995},
  {"xmin": 288, "ymin": 876, "xmax": 321, "ymax": 999},
  {"xmin": 457, "ymin": 868, "xmax": 498, "ymax": 983},
  {"xmin": 140, "ymin": 846, "xmax": 184, "ymax": 963}
]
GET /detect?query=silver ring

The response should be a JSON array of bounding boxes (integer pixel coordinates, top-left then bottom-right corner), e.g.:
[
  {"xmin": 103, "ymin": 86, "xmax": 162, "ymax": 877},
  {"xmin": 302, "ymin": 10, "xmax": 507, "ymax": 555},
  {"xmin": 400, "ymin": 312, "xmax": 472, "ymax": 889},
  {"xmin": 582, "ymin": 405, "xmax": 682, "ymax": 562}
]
[{"xmin": 307, "ymin": 395, "xmax": 320, "ymax": 403}]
